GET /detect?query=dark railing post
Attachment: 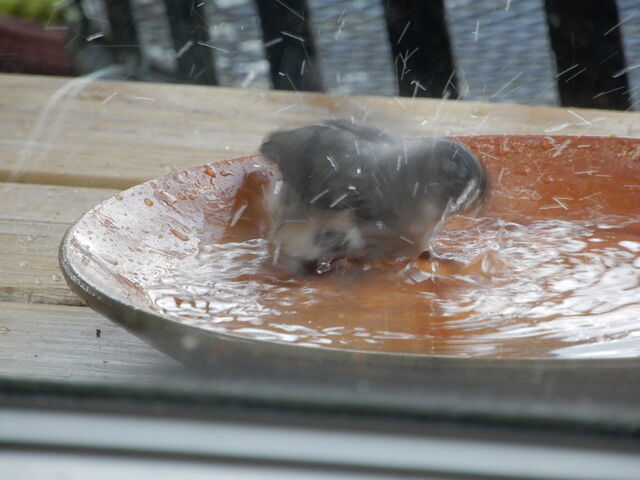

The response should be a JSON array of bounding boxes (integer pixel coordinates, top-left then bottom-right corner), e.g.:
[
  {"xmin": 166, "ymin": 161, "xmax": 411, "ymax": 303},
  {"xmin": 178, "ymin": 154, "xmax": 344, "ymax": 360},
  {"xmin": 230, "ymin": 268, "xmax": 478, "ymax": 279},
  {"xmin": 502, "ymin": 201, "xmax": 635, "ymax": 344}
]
[
  {"xmin": 163, "ymin": 0, "xmax": 218, "ymax": 85},
  {"xmin": 384, "ymin": 0, "xmax": 458, "ymax": 99},
  {"xmin": 66, "ymin": 0, "xmax": 141, "ymax": 76},
  {"xmin": 104, "ymin": 0, "xmax": 140, "ymax": 68},
  {"xmin": 544, "ymin": 0, "xmax": 631, "ymax": 110},
  {"xmin": 253, "ymin": 0, "xmax": 323, "ymax": 92}
]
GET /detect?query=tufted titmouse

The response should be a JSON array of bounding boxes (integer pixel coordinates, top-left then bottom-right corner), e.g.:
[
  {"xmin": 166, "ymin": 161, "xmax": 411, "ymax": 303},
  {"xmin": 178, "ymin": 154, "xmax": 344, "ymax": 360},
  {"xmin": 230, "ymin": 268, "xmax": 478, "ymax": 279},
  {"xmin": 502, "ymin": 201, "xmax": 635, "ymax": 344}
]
[{"xmin": 260, "ymin": 120, "xmax": 487, "ymax": 274}]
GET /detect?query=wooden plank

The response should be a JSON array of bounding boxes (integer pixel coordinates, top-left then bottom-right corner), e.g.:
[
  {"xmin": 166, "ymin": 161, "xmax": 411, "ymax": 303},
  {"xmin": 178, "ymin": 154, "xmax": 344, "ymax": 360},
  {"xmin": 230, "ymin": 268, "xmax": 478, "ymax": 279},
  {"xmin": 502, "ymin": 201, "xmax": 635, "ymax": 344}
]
[
  {"xmin": 0, "ymin": 183, "xmax": 118, "ymax": 305},
  {"xmin": 445, "ymin": 0, "xmax": 558, "ymax": 106},
  {"xmin": 1, "ymin": 74, "xmax": 639, "ymax": 189},
  {"xmin": 0, "ymin": 220, "xmax": 83, "ymax": 306},
  {"xmin": 0, "ymin": 302, "xmax": 185, "ymax": 383},
  {"xmin": 0, "ymin": 182, "xmax": 118, "ymax": 224},
  {"xmin": 0, "ymin": 183, "xmax": 192, "ymax": 382}
]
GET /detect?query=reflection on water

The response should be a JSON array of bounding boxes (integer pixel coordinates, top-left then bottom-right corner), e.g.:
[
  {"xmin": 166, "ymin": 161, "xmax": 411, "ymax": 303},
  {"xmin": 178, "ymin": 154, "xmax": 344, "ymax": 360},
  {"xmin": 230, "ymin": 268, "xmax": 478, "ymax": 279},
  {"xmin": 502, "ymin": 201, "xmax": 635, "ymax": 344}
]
[{"xmin": 145, "ymin": 215, "xmax": 640, "ymax": 358}]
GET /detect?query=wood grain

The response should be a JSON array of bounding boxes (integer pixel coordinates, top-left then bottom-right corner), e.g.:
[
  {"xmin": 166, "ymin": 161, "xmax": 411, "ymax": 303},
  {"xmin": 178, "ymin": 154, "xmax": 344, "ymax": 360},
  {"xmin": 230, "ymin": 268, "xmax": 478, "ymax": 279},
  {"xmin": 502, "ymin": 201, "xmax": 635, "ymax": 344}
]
[
  {"xmin": 1, "ymin": 74, "xmax": 639, "ymax": 190},
  {"xmin": 0, "ymin": 183, "xmax": 193, "ymax": 381},
  {"xmin": 0, "ymin": 182, "xmax": 117, "ymax": 305},
  {"xmin": 1, "ymin": 73, "xmax": 640, "ymax": 386},
  {"xmin": 0, "ymin": 302, "xmax": 186, "ymax": 382}
]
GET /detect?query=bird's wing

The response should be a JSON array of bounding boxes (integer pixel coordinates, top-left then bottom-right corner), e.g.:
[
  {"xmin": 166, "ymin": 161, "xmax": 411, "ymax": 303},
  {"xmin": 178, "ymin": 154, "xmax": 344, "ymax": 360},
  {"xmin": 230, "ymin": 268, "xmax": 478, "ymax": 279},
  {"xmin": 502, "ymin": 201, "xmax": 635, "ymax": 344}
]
[{"xmin": 260, "ymin": 121, "xmax": 396, "ymax": 215}]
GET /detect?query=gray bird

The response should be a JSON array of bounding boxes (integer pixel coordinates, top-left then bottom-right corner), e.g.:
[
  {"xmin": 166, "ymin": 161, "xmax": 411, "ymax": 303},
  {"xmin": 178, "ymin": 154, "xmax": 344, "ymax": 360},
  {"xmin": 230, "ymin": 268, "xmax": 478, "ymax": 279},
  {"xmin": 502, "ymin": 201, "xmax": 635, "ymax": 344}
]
[{"xmin": 260, "ymin": 120, "xmax": 488, "ymax": 274}]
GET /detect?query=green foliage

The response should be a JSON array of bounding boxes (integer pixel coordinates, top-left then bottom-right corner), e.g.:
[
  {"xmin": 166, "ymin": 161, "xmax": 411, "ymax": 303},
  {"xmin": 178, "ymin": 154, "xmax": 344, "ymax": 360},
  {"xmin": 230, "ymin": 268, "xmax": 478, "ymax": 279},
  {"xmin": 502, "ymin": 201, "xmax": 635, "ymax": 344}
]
[{"xmin": 0, "ymin": 0, "xmax": 66, "ymax": 25}]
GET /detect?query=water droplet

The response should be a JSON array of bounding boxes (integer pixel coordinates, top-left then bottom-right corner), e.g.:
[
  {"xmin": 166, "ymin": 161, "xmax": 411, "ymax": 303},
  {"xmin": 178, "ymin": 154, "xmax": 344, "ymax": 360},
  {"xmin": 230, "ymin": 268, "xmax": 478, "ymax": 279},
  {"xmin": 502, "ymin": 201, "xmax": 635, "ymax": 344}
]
[
  {"xmin": 541, "ymin": 137, "xmax": 555, "ymax": 150},
  {"xmin": 144, "ymin": 198, "xmax": 154, "ymax": 206},
  {"xmin": 229, "ymin": 202, "xmax": 248, "ymax": 227},
  {"xmin": 115, "ymin": 194, "xmax": 123, "ymax": 200},
  {"xmin": 272, "ymin": 179, "xmax": 283, "ymax": 196},
  {"xmin": 204, "ymin": 166, "xmax": 216, "ymax": 177},
  {"xmin": 310, "ymin": 188, "xmax": 329, "ymax": 204},
  {"xmin": 170, "ymin": 229, "xmax": 189, "ymax": 241},
  {"xmin": 542, "ymin": 174, "xmax": 555, "ymax": 184},
  {"xmin": 498, "ymin": 138, "xmax": 510, "ymax": 155},
  {"xmin": 181, "ymin": 334, "xmax": 199, "ymax": 350},
  {"xmin": 316, "ymin": 260, "xmax": 332, "ymax": 275}
]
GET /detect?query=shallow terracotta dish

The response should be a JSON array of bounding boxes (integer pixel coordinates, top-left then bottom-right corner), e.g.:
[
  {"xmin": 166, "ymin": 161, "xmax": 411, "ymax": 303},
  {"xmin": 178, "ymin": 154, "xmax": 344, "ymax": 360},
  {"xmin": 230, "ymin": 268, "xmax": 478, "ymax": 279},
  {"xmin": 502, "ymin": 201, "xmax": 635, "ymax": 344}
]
[{"xmin": 59, "ymin": 135, "xmax": 640, "ymax": 405}]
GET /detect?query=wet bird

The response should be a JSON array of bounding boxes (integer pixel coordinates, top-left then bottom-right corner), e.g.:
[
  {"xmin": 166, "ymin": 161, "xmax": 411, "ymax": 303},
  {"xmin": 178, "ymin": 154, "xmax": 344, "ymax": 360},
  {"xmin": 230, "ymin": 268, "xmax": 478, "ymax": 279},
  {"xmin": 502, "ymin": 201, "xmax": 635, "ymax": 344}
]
[{"xmin": 260, "ymin": 119, "xmax": 488, "ymax": 274}]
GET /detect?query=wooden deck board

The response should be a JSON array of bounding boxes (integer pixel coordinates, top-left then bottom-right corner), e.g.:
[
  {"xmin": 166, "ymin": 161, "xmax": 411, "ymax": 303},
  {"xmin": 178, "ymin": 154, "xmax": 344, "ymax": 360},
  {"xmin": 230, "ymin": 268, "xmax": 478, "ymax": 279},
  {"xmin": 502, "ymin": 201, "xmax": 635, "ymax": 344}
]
[
  {"xmin": 0, "ymin": 183, "xmax": 117, "ymax": 305},
  {"xmin": 0, "ymin": 183, "xmax": 195, "ymax": 382},
  {"xmin": 1, "ymin": 74, "xmax": 639, "ymax": 189},
  {"xmin": 0, "ymin": 302, "xmax": 185, "ymax": 383}
]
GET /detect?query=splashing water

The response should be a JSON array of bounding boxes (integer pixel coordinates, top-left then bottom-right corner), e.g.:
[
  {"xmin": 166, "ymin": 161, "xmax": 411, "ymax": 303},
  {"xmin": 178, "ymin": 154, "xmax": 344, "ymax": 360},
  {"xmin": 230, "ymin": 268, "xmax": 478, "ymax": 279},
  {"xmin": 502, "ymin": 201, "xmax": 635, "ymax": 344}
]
[
  {"xmin": 10, "ymin": 66, "xmax": 125, "ymax": 183},
  {"xmin": 145, "ymin": 213, "xmax": 640, "ymax": 358}
]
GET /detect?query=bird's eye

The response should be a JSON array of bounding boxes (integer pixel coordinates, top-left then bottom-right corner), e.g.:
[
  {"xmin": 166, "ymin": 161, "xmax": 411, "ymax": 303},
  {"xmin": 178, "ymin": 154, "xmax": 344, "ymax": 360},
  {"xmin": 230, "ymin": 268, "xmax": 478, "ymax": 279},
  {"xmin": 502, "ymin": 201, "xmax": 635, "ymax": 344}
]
[{"xmin": 441, "ymin": 158, "xmax": 467, "ymax": 180}]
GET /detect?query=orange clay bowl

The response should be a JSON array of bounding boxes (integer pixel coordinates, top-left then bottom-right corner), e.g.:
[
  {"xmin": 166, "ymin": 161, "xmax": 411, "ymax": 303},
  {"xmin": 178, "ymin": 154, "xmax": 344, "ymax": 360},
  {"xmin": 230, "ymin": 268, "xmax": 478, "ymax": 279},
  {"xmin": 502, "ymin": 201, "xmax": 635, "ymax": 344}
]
[{"xmin": 60, "ymin": 135, "xmax": 640, "ymax": 428}]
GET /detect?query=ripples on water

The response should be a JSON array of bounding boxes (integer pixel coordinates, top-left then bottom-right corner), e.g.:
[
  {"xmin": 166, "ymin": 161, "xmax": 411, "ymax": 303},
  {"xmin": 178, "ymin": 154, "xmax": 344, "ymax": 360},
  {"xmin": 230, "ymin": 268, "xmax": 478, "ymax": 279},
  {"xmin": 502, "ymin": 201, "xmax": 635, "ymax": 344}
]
[{"xmin": 145, "ymin": 215, "xmax": 640, "ymax": 358}]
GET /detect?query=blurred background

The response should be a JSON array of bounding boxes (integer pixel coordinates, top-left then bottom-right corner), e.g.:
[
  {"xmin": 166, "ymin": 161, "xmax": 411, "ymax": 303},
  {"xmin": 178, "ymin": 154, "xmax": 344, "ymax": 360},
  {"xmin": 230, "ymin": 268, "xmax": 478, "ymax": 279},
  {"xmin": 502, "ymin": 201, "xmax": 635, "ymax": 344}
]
[
  {"xmin": 1, "ymin": 0, "xmax": 639, "ymax": 110},
  {"xmin": 2, "ymin": 4, "xmax": 640, "ymax": 478}
]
